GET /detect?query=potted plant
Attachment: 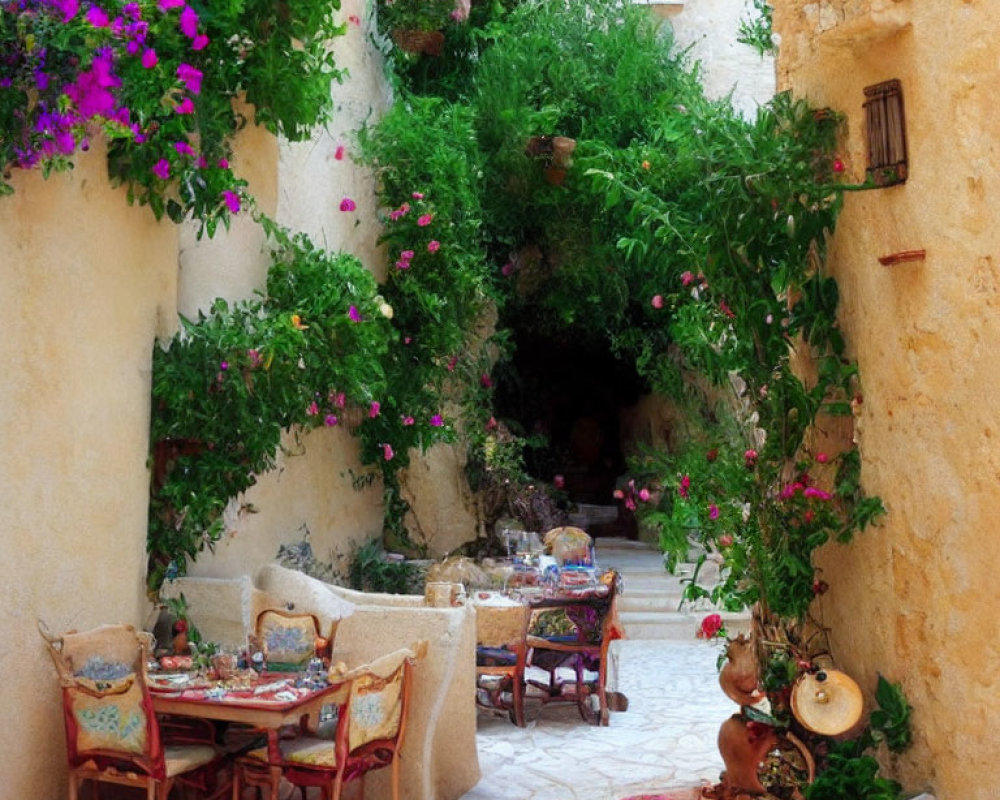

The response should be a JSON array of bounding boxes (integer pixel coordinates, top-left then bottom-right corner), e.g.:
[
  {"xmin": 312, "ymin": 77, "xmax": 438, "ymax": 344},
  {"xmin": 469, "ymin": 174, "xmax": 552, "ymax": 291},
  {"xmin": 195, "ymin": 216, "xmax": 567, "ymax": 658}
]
[{"xmin": 377, "ymin": 0, "xmax": 467, "ymax": 56}]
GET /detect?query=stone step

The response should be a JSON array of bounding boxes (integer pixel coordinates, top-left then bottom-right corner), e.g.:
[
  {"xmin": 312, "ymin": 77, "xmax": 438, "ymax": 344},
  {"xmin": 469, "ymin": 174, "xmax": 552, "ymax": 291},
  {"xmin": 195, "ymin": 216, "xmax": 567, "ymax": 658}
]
[
  {"xmin": 618, "ymin": 593, "xmax": 685, "ymax": 613},
  {"xmin": 620, "ymin": 610, "xmax": 751, "ymax": 640}
]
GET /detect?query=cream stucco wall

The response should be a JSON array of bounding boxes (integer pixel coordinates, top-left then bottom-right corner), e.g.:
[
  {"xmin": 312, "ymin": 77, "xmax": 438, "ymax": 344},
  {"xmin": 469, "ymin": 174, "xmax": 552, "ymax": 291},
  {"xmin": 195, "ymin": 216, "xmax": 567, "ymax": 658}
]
[
  {"xmin": 649, "ymin": 0, "xmax": 776, "ymax": 119},
  {"xmin": 773, "ymin": 2, "xmax": 1000, "ymax": 797},
  {"xmin": 0, "ymin": 143, "xmax": 178, "ymax": 799}
]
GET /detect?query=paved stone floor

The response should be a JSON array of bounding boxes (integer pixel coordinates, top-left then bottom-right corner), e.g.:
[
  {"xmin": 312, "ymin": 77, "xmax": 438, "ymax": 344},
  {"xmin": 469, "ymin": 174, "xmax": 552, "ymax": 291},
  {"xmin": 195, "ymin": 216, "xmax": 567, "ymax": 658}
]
[{"xmin": 460, "ymin": 638, "xmax": 732, "ymax": 800}]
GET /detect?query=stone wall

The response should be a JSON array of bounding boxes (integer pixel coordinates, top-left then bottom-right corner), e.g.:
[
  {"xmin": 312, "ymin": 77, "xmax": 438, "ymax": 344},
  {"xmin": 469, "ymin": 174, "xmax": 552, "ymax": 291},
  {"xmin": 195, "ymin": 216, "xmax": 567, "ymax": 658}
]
[{"xmin": 773, "ymin": 2, "xmax": 1000, "ymax": 798}]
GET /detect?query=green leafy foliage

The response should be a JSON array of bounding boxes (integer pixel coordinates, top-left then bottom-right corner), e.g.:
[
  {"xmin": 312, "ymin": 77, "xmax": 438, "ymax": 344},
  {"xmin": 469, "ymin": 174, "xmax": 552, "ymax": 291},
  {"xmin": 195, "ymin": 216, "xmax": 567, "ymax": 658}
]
[
  {"xmin": 1, "ymin": 0, "xmax": 344, "ymax": 234},
  {"xmin": 348, "ymin": 537, "xmax": 416, "ymax": 594},
  {"xmin": 737, "ymin": 0, "xmax": 775, "ymax": 57}
]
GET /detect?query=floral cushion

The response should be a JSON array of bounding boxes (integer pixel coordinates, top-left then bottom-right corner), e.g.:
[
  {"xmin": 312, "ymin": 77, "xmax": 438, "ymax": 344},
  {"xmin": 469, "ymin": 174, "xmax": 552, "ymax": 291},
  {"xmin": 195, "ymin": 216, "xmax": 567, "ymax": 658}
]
[
  {"xmin": 348, "ymin": 670, "xmax": 403, "ymax": 752},
  {"xmin": 69, "ymin": 673, "xmax": 147, "ymax": 755},
  {"xmin": 247, "ymin": 737, "xmax": 338, "ymax": 768},
  {"xmin": 258, "ymin": 612, "xmax": 317, "ymax": 671}
]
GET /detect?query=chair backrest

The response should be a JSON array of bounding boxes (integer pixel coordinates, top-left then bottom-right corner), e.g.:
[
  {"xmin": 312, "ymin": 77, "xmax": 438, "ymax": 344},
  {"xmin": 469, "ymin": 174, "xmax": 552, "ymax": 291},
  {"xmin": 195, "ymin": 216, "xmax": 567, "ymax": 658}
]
[
  {"xmin": 255, "ymin": 609, "xmax": 327, "ymax": 671},
  {"xmin": 41, "ymin": 623, "xmax": 166, "ymax": 779},
  {"xmin": 337, "ymin": 643, "xmax": 424, "ymax": 758},
  {"xmin": 475, "ymin": 603, "xmax": 531, "ymax": 650}
]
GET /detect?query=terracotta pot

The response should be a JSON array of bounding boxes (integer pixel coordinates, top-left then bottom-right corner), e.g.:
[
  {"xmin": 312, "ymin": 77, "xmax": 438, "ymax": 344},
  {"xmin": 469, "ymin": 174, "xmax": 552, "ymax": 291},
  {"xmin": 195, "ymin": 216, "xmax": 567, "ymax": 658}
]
[{"xmin": 391, "ymin": 28, "xmax": 445, "ymax": 56}]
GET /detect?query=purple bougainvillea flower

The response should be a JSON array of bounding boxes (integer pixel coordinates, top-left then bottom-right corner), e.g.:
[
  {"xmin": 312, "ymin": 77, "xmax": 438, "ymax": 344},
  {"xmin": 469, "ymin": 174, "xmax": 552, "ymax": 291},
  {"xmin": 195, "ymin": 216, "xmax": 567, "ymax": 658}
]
[
  {"xmin": 330, "ymin": 391, "xmax": 346, "ymax": 408},
  {"xmin": 219, "ymin": 360, "xmax": 229, "ymax": 371},
  {"xmin": 217, "ymin": 157, "xmax": 229, "ymax": 169},
  {"xmin": 86, "ymin": 6, "xmax": 110, "ymax": 26},
  {"xmin": 708, "ymin": 503, "xmax": 720, "ymax": 520},
  {"xmin": 141, "ymin": 48, "xmax": 158, "ymax": 68},
  {"xmin": 176, "ymin": 63, "xmax": 203, "ymax": 94},
  {"xmin": 173, "ymin": 141, "xmax": 194, "ymax": 156},
  {"xmin": 402, "ymin": 415, "xmax": 414, "ymax": 426},
  {"xmin": 369, "ymin": 401, "xmax": 381, "ymax": 418},
  {"xmin": 348, "ymin": 305, "xmax": 361, "ymax": 322},
  {"xmin": 53, "ymin": 0, "xmax": 80, "ymax": 21},
  {"xmin": 430, "ymin": 414, "xmax": 443, "ymax": 427},
  {"xmin": 191, "ymin": 34, "xmax": 209, "ymax": 50},
  {"xmin": 124, "ymin": 2, "xmax": 141, "ymax": 19},
  {"xmin": 152, "ymin": 158, "xmax": 170, "ymax": 180},
  {"xmin": 501, "ymin": 262, "xmax": 514, "ymax": 277},
  {"xmin": 179, "ymin": 5, "xmax": 199, "ymax": 37},
  {"xmin": 427, "ymin": 240, "xmax": 440, "ymax": 253},
  {"xmin": 639, "ymin": 487, "xmax": 651, "ymax": 502},
  {"xmin": 159, "ymin": 0, "xmax": 185, "ymax": 9},
  {"xmin": 222, "ymin": 190, "xmax": 241, "ymax": 214},
  {"xmin": 339, "ymin": 197, "xmax": 357, "ymax": 212},
  {"xmin": 383, "ymin": 443, "xmax": 395, "ymax": 461},
  {"xmin": 126, "ymin": 40, "xmax": 141, "ymax": 55},
  {"xmin": 175, "ymin": 97, "xmax": 195, "ymax": 114},
  {"xmin": 678, "ymin": 474, "xmax": 691, "ymax": 499},
  {"xmin": 480, "ymin": 373, "xmax": 492, "ymax": 388},
  {"xmin": 196, "ymin": 155, "xmax": 207, "ymax": 169},
  {"xmin": 417, "ymin": 213, "xmax": 433, "ymax": 227},
  {"xmin": 324, "ymin": 414, "xmax": 338, "ymax": 427},
  {"xmin": 803, "ymin": 487, "xmax": 833, "ymax": 501}
]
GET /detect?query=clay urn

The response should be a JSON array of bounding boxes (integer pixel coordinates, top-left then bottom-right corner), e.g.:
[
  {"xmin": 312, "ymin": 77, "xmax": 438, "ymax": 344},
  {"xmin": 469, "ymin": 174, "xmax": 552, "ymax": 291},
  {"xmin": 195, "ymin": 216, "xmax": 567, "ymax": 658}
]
[{"xmin": 719, "ymin": 634, "xmax": 760, "ymax": 706}]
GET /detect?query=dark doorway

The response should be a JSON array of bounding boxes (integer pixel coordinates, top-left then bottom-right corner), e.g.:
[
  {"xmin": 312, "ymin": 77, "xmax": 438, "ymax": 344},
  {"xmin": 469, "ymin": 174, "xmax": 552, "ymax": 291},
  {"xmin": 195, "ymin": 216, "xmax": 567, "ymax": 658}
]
[{"xmin": 494, "ymin": 332, "xmax": 645, "ymax": 510}]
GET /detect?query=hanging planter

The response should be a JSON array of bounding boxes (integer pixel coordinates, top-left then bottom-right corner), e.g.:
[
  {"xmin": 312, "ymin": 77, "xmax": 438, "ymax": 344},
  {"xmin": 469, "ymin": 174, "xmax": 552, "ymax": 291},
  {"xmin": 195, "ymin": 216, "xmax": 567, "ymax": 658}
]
[{"xmin": 391, "ymin": 28, "xmax": 446, "ymax": 56}]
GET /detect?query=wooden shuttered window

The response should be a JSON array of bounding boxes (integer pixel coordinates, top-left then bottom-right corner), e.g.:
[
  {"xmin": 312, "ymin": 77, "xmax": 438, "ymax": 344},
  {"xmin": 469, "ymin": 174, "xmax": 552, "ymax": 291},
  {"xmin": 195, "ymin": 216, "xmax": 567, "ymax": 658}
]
[{"xmin": 863, "ymin": 79, "xmax": 907, "ymax": 187}]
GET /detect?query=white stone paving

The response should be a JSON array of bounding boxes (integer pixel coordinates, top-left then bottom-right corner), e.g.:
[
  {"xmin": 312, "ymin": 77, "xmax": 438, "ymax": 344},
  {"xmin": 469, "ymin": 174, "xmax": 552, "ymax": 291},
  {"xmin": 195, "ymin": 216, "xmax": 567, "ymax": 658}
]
[{"xmin": 462, "ymin": 635, "xmax": 731, "ymax": 800}]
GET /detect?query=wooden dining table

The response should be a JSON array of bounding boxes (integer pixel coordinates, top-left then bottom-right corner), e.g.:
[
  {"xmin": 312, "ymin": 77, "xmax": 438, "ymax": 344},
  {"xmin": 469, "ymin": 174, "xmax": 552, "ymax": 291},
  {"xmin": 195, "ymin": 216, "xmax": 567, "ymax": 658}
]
[{"xmin": 151, "ymin": 674, "xmax": 348, "ymax": 773}]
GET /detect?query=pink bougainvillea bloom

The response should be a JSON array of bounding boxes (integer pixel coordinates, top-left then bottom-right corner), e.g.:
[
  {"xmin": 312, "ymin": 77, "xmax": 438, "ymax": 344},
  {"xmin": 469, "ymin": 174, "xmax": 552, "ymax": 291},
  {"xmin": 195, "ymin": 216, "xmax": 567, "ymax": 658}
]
[
  {"xmin": 816, "ymin": 452, "xmax": 829, "ymax": 463},
  {"xmin": 306, "ymin": 401, "xmax": 319, "ymax": 416},
  {"xmin": 427, "ymin": 240, "xmax": 440, "ymax": 253},
  {"xmin": 217, "ymin": 158, "xmax": 229, "ymax": 169},
  {"xmin": 86, "ymin": 6, "xmax": 110, "ymax": 26},
  {"xmin": 328, "ymin": 391, "xmax": 345, "ymax": 407},
  {"xmin": 699, "ymin": 613, "xmax": 723, "ymax": 639},
  {"xmin": 247, "ymin": 349, "xmax": 263, "ymax": 368},
  {"xmin": 339, "ymin": 197, "xmax": 357, "ymax": 212},
  {"xmin": 402, "ymin": 415, "xmax": 415, "ymax": 426},
  {"xmin": 152, "ymin": 158, "xmax": 170, "ymax": 180},
  {"xmin": 744, "ymin": 449, "xmax": 758, "ymax": 468},
  {"xmin": 553, "ymin": 474, "xmax": 565, "ymax": 489},
  {"xmin": 159, "ymin": 0, "xmax": 185, "ymax": 9},
  {"xmin": 174, "ymin": 141, "xmax": 194, "ymax": 156},
  {"xmin": 191, "ymin": 34, "xmax": 209, "ymax": 50},
  {"xmin": 719, "ymin": 534, "xmax": 733, "ymax": 548},
  {"xmin": 708, "ymin": 503, "xmax": 720, "ymax": 520},
  {"xmin": 222, "ymin": 190, "xmax": 241, "ymax": 214},
  {"xmin": 141, "ymin": 48, "xmax": 158, "ymax": 68},
  {"xmin": 383, "ymin": 443, "xmax": 395, "ymax": 461},
  {"xmin": 803, "ymin": 487, "xmax": 833, "ymax": 501},
  {"xmin": 400, "ymin": 250, "xmax": 414, "ymax": 260},
  {"xmin": 446, "ymin": 356, "xmax": 457, "ymax": 372},
  {"xmin": 651, "ymin": 294, "xmax": 664, "ymax": 309},
  {"xmin": 403, "ymin": 336, "xmax": 412, "ymax": 345},
  {"xmin": 54, "ymin": 0, "xmax": 80, "ymax": 21},
  {"xmin": 680, "ymin": 270, "xmax": 695, "ymax": 286},
  {"xmin": 395, "ymin": 260, "xmax": 410, "ymax": 271},
  {"xmin": 613, "ymin": 489, "xmax": 625, "ymax": 500},
  {"xmin": 639, "ymin": 487, "xmax": 651, "ymax": 502},
  {"xmin": 501, "ymin": 262, "xmax": 515, "ymax": 277},
  {"xmin": 678, "ymin": 474, "xmax": 691, "ymax": 499},
  {"xmin": 480, "ymin": 373, "xmax": 492, "ymax": 388},
  {"xmin": 832, "ymin": 158, "xmax": 845, "ymax": 173},
  {"xmin": 417, "ymin": 213, "xmax": 433, "ymax": 226},
  {"xmin": 348, "ymin": 14, "xmax": 360, "ymax": 25},
  {"xmin": 348, "ymin": 305, "xmax": 361, "ymax": 322},
  {"xmin": 625, "ymin": 496, "xmax": 637, "ymax": 511},
  {"xmin": 720, "ymin": 300, "xmax": 736, "ymax": 319},
  {"xmin": 334, "ymin": 144, "xmax": 345, "ymax": 160},
  {"xmin": 411, "ymin": 192, "xmax": 424, "ymax": 199},
  {"xmin": 219, "ymin": 360, "xmax": 229, "ymax": 371},
  {"xmin": 175, "ymin": 97, "xmax": 195, "ymax": 114},
  {"xmin": 195, "ymin": 155, "xmax": 207, "ymax": 169},
  {"xmin": 430, "ymin": 414, "xmax": 444, "ymax": 427},
  {"xmin": 179, "ymin": 5, "xmax": 199, "ymax": 37},
  {"xmin": 804, "ymin": 510, "xmax": 815, "ymax": 523},
  {"xmin": 484, "ymin": 416, "xmax": 497, "ymax": 431},
  {"xmin": 176, "ymin": 63, "xmax": 203, "ymax": 93},
  {"xmin": 369, "ymin": 401, "xmax": 381, "ymax": 418},
  {"xmin": 324, "ymin": 414, "xmax": 338, "ymax": 427}
]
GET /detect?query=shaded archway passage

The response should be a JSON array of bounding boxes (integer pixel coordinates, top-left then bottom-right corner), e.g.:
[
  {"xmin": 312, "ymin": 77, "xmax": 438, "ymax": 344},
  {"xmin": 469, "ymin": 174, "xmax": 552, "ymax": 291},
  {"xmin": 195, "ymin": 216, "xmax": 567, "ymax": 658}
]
[{"xmin": 493, "ymin": 331, "xmax": 646, "ymax": 535}]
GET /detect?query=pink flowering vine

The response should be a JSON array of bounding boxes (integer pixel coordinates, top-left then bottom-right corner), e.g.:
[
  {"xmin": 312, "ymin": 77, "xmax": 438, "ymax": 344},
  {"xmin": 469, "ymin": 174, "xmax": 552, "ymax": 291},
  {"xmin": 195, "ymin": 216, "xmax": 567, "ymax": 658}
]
[{"xmin": 340, "ymin": 197, "xmax": 357, "ymax": 212}]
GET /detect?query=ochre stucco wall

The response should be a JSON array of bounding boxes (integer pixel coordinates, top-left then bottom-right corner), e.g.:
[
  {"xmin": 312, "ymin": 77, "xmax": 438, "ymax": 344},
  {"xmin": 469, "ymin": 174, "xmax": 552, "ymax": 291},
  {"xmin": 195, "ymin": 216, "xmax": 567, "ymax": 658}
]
[
  {"xmin": 0, "ymin": 143, "xmax": 178, "ymax": 800},
  {"xmin": 773, "ymin": 2, "xmax": 1000, "ymax": 797}
]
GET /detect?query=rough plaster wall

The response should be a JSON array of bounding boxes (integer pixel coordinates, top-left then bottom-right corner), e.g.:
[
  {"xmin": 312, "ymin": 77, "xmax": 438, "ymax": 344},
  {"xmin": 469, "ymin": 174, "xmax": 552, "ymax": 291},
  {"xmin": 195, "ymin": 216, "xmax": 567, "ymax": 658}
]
[
  {"xmin": 651, "ymin": 0, "xmax": 776, "ymax": 119},
  {"xmin": 0, "ymin": 144, "xmax": 178, "ymax": 799},
  {"xmin": 179, "ymin": 0, "xmax": 395, "ymax": 577},
  {"xmin": 774, "ymin": 2, "xmax": 1000, "ymax": 797}
]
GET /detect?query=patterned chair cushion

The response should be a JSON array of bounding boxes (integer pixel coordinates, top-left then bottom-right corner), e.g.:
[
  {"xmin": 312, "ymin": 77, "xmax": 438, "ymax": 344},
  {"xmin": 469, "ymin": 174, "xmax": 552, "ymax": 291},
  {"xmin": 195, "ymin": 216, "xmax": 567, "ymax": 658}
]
[
  {"xmin": 164, "ymin": 744, "xmax": 217, "ymax": 777},
  {"xmin": 258, "ymin": 612, "xmax": 317, "ymax": 671},
  {"xmin": 247, "ymin": 737, "xmax": 338, "ymax": 768},
  {"xmin": 69, "ymin": 674, "xmax": 148, "ymax": 755}
]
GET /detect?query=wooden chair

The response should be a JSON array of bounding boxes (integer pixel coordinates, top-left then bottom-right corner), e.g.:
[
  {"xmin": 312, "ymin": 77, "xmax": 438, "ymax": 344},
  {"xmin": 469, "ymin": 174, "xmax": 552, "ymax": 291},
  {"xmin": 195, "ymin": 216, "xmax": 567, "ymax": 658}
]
[
  {"xmin": 40, "ymin": 621, "xmax": 227, "ymax": 800},
  {"xmin": 475, "ymin": 603, "xmax": 531, "ymax": 727},
  {"xmin": 233, "ymin": 642, "xmax": 426, "ymax": 800},
  {"xmin": 525, "ymin": 575, "xmax": 623, "ymax": 726},
  {"xmin": 255, "ymin": 608, "xmax": 336, "ymax": 672}
]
